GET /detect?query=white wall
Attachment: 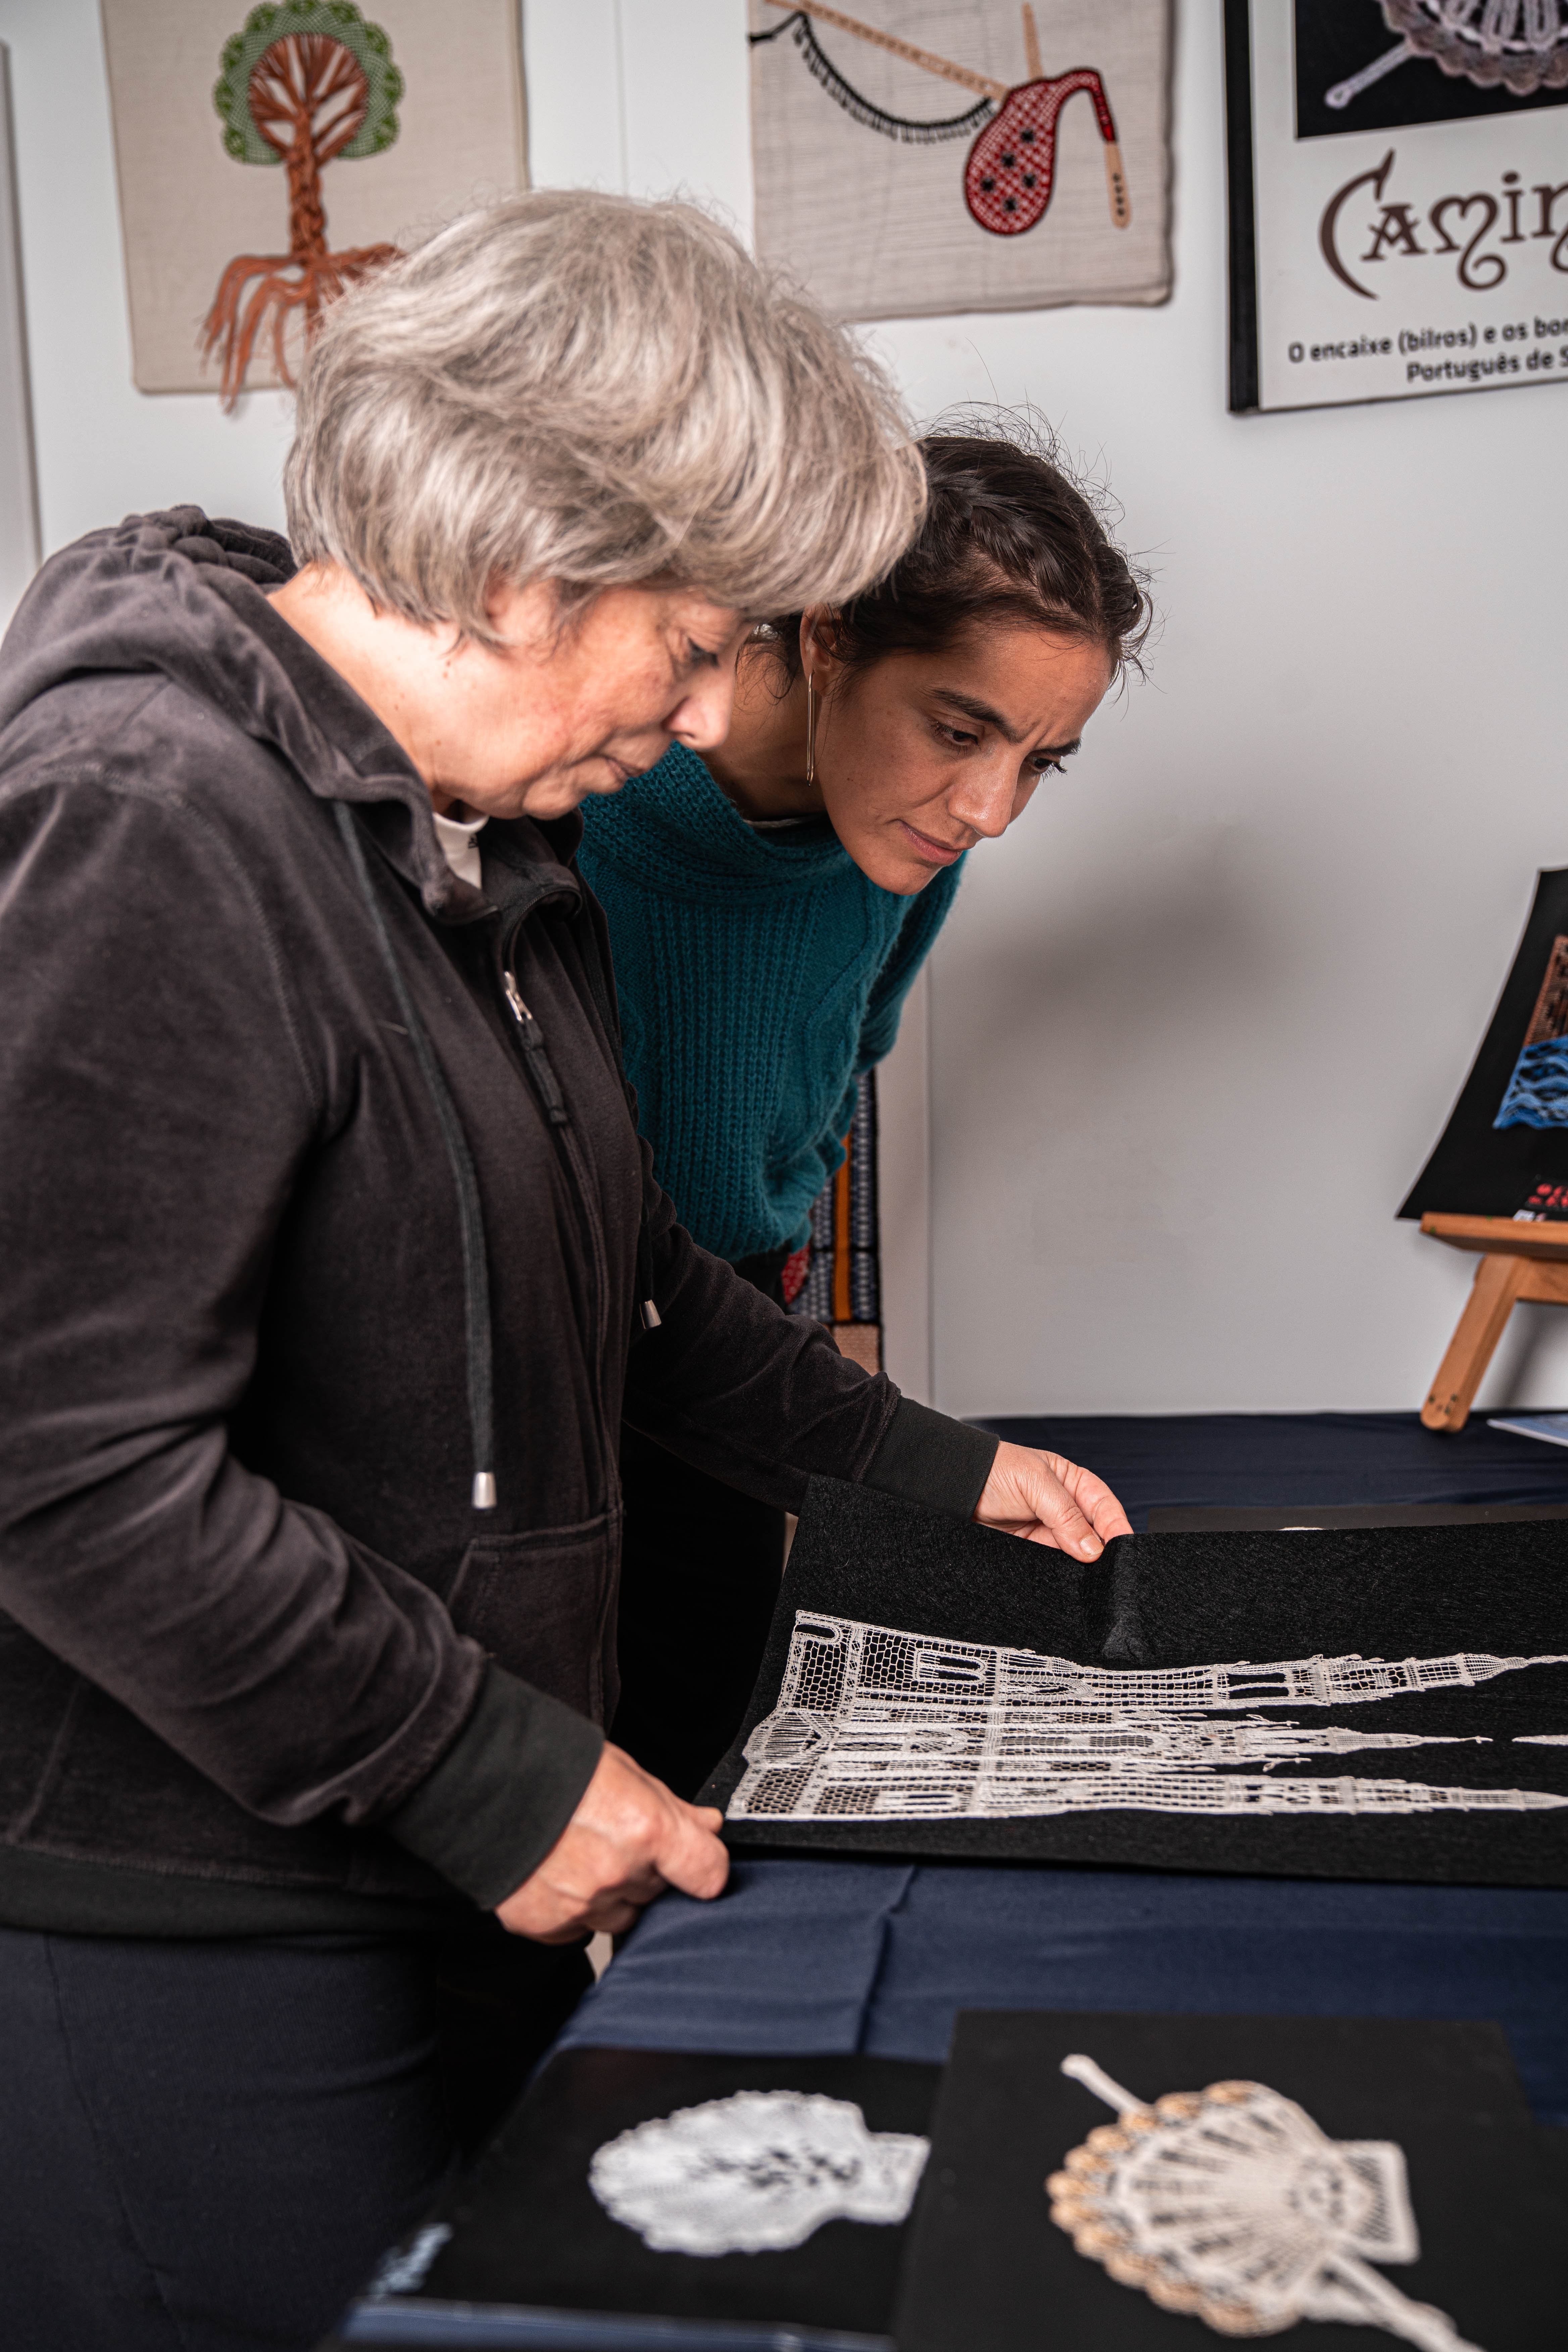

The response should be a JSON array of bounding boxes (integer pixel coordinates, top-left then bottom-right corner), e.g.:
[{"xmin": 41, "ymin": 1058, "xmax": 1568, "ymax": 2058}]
[
  {"xmin": 910, "ymin": 11, "xmax": 1568, "ymax": 1420},
  {"xmin": 5, "ymin": 0, "xmax": 1564, "ymax": 1420},
  {"xmin": 0, "ymin": 41, "xmax": 39, "ymax": 620}
]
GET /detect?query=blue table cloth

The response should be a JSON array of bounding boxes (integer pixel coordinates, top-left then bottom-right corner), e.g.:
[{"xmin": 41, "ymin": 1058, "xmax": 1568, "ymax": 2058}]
[
  {"xmin": 557, "ymin": 1861, "xmax": 1568, "ymax": 2125},
  {"xmin": 982, "ymin": 1408, "xmax": 1568, "ymax": 1530},
  {"xmin": 560, "ymin": 1413, "xmax": 1568, "ymax": 2124}
]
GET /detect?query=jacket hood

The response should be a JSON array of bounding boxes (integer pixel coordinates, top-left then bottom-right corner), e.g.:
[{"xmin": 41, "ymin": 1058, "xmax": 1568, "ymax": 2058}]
[{"xmin": 0, "ymin": 507, "xmax": 523, "ymax": 921}]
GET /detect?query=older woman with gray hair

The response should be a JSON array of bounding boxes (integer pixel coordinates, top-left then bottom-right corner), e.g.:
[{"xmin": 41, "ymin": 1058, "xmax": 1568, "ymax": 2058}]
[{"xmin": 0, "ymin": 192, "xmax": 1127, "ymax": 2349}]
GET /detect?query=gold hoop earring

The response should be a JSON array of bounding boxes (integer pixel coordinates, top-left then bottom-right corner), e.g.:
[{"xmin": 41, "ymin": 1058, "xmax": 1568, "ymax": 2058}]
[{"xmin": 805, "ymin": 675, "xmax": 818, "ymax": 788}]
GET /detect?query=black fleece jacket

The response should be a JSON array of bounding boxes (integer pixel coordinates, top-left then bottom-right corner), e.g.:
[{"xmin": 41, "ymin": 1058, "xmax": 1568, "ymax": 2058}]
[{"xmin": 0, "ymin": 512, "xmax": 997, "ymax": 1937}]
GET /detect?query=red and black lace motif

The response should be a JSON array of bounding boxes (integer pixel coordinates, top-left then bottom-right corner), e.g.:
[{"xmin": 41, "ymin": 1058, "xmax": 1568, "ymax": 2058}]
[
  {"xmin": 753, "ymin": 3, "xmax": 1130, "ymax": 241},
  {"xmin": 964, "ymin": 69, "xmax": 1122, "ymax": 237}
]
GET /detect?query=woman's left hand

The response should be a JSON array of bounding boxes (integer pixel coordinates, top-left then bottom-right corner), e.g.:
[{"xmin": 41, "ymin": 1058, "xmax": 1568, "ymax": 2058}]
[{"xmin": 974, "ymin": 1441, "xmax": 1133, "ymax": 1555}]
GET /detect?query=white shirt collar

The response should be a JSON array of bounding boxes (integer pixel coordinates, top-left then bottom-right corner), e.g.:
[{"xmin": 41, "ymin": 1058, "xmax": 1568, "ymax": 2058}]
[{"xmin": 431, "ymin": 803, "xmax": 489, "ymax": 890}]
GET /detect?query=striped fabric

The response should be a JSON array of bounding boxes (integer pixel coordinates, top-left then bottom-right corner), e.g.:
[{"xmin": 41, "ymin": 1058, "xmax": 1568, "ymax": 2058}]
[{"xmin": 793, "ymin": 1070, "xmax": 882, "ymax": 1371}]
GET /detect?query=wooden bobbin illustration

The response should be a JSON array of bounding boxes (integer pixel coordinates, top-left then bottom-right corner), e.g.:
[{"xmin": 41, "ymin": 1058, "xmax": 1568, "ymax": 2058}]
[{"xmin": 762, "ymin": 2, "xmax": 1130, "ymax": 237}]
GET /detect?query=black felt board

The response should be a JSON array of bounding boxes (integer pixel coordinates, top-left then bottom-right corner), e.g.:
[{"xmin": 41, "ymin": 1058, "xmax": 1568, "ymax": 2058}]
[
  {"xmin": 1400, "ymin": 867, "xmax": 1568, "ymax": 1220},
  {"xmin": 699, "ymin": 1479, "xmax": 1568, "ymax": 1886},
  {"xmin": 1148, "ymin": 1503, "xmax": 1568, "ymax": 1532},
  {"xmin": 893, "ymin": 2013, "xmax": 1565, "ymax": 2352},
  {"xmin": 342, "ymin": 2049, "xmax": 938, "ymax": 2349}
]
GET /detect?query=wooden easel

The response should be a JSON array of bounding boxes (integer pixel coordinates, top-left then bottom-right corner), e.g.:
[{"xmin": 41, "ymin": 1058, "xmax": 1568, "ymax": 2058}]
[{"xmin": 1419, "ymin": 1212, "xmax": 1568, "ymax": 1429}]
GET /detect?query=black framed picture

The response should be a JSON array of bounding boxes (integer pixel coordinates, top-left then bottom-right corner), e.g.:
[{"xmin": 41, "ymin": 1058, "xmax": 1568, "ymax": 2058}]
[
  {"xmin": 1226, "ymin": 2, "xmax": 1568, "ymax": 413},
  {"xmin": 1400, "ymin": 868, "xmax": 1568, "ymax": 1221}
]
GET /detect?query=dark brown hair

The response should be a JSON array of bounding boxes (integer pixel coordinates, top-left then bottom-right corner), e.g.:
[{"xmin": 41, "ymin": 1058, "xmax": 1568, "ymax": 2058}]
[{"xmin": 757, "ymin": 424, "xmax": 1152, "ymax": 687}]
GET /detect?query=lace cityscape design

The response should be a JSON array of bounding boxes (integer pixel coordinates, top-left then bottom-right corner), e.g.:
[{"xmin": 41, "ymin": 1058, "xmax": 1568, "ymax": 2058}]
[
  {"xmin": 1048, "ymin": 2053, "xmax": 1481, "ymax": 2348},
  {"xmin": 588, "ymin": 2090, "xmax": 929, "ymax": 2257},
  {"xmin": 726, "ymin": 1614, "xmax": 1568, "ymax": 1823}
]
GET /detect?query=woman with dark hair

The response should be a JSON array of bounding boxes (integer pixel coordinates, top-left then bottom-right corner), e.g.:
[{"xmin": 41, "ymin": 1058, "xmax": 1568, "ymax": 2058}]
[{"xmin": 580, "ymin": 430, "xmax": 1152, "ymax": 1800}]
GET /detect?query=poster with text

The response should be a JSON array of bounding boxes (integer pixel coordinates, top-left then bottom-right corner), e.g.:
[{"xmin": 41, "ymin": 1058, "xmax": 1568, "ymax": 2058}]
[{"xmin": 1226, "ymin": 0, "xmax": 1568, "ymax": 414}]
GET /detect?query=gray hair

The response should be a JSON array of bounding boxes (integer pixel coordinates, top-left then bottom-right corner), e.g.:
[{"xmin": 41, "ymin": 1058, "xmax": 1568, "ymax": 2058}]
[{"xmin": 284, "ymin": 191, "xmax": 925, "ymax": 643}]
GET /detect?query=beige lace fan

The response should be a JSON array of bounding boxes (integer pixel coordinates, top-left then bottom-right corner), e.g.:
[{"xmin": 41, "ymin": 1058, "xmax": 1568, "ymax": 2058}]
[{"xmin": 1047, "ymin": 2054, "xmax": 1484, "ymax": 2349}]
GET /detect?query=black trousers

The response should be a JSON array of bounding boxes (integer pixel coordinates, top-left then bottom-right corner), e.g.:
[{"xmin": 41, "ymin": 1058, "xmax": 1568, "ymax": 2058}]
[
  {"xmin": 612, "ymin": 1250, "xmax": 789, "ymax": 1801},
  {"xmin": 0, "ymin": 1919, "xmax": 589, "ymax": 2352}
]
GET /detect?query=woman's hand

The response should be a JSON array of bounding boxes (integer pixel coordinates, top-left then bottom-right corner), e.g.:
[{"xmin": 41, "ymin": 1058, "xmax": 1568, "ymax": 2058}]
[
  {"xmin": 974, "ymin": 1441, "xmax": 1133, "ymax": 1556},
  {"xmin": 494, "ymin": 1742, "xmax": 730, "ymax": 1944}
]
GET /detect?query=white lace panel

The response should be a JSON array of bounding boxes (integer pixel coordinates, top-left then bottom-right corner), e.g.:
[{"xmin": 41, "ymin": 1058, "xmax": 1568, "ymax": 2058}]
[{"xmin": 727, "ymin": 1612, "xmax": 1568, "ymax": 1824}]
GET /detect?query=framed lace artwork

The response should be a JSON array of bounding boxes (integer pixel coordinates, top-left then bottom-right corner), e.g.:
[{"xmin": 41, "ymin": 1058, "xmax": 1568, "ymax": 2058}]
[
  {"xmin": 748, "ymin": 1, "xmax": 1172, "ymax": 322},
  {"xmin": 99, "ymin": 0, "xmax": 527, "ymax": 400},
  {"xmin": 1401, "ymin": 869, "xmax": 1568, "ymax": 1222}
]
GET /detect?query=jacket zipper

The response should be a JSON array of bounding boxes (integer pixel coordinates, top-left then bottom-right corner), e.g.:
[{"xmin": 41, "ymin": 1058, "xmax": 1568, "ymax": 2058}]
[
  {"xmin": 501, "ymin": 970, "xmax": 570, "ymax": 1126},
  {"xmin": 501, "ymin": 946, "xmax": 616, "ymax": 1433}
]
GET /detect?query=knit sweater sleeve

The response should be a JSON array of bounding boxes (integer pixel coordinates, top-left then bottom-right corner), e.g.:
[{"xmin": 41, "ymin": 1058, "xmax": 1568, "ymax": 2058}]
[
  {"xmin": 622, "ymin": 1129, "xmax": 997, "ymax": 1521},
  {"xmin": 855, "ymin": 861, "xmax": 963, "ymax": 1072}
]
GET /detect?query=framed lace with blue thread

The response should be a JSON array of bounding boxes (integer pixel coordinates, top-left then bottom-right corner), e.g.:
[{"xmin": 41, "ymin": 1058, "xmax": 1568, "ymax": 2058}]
[{"xmin": 1401, "ymin": 869, "xmax": 1568, "ymax": 1222}]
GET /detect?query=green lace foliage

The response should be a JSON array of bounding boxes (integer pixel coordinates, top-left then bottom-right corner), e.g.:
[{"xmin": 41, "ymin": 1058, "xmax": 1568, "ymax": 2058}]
[{"xmin": 214, "ymin": 1, "xmax": 402, "ymax": 166}]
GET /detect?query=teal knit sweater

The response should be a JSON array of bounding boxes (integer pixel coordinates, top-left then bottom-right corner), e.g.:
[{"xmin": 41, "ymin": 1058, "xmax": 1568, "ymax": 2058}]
[{"xmin": 578, "ymin": 744, "xmax": 963, "ymax": 1262}]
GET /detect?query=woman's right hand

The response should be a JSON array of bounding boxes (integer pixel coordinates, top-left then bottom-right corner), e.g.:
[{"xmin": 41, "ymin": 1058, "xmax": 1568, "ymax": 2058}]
[
  {"xmin": 494, "ymin": 1742, "xmax": 730, "ymax": 1944},
  {"xmin": 973, "ymin": 1440, "xmax": 1134, "ymax": 1555}
]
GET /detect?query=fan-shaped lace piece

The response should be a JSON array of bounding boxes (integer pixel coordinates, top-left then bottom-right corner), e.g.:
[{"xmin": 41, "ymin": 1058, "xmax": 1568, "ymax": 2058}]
[
  {"xmin": 1327, "ymin": 2, "xmax": 1568, "ymax": 108},
  {"xmin": 1386, "ymin": 0, "xmax": 1568, "ymax": 95},
  {"xmin": 1048, "ymin": 2054, "xmax": 1483, "ymax": 2347},
  {"xmin": 588, "ymin": 2090, "xmax": 929, "ymax": 2257}
]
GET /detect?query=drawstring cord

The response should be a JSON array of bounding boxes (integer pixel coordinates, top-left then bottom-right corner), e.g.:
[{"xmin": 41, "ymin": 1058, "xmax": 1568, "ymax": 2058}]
[
  {"xmin": 334, "ymin": 803, "xmax": 497, "ymax": 1511},
  {"xmin": 636, "ymin": 1224, "xmax": 662, "ymax": 1331}
]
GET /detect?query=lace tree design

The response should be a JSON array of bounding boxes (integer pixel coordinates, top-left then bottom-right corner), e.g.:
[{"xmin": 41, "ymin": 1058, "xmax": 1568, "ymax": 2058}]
[{"xmin": 203, "ymin": 1, "xmax": 403, "ymax": 406}]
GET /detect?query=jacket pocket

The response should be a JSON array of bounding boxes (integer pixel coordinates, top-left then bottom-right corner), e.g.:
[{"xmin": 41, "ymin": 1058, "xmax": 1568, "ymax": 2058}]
[{"xmin": 446, "ymin": 1511, "xmax": 620, "ymax": 1724}]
